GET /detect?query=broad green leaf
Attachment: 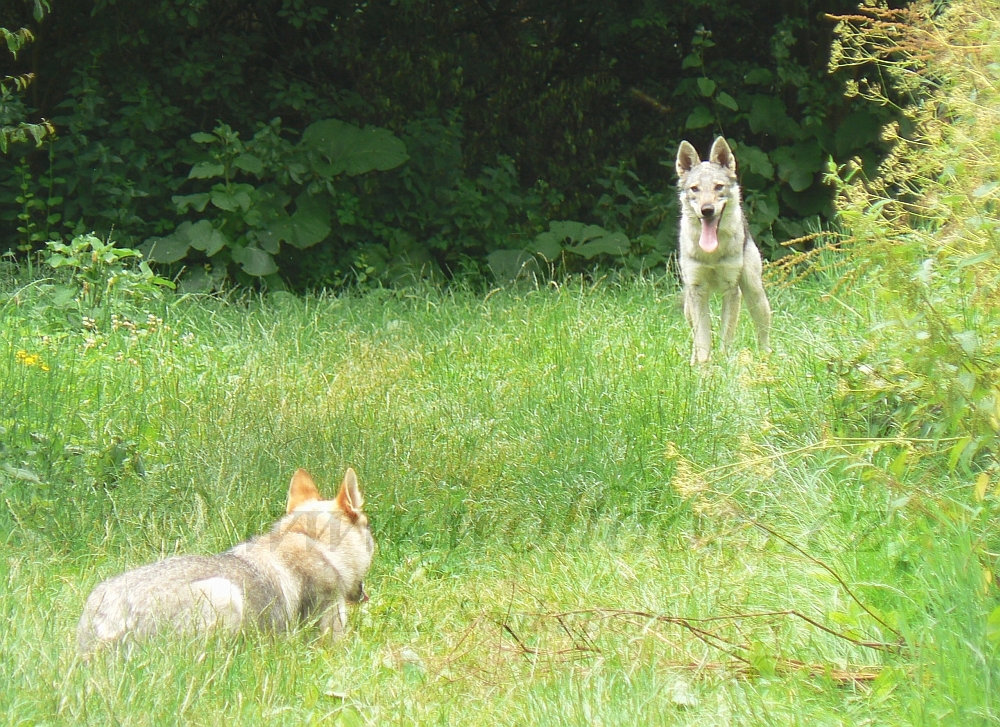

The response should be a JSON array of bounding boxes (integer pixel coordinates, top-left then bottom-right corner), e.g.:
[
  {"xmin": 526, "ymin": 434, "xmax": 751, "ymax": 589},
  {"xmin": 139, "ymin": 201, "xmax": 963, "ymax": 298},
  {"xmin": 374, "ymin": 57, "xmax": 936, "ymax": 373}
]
[
  {"xmin": 772, "ymin": 140, "xmax": 823, "ymax": 189},
  {"xmin": 209, "ymin": 183, "xmax": 255, "ymax": 213},
  {"xmin": 188, "ymin": 161, "xmax": 225, "ymax": 179},
  {"xmin": 186, "ymin": 220, "xmax": 228, "ymax": 256},
  {"xmin": 531, "ymin": 232, "xmax": 564, "ymax": 261},
  {"xmin": 572, "ymin": 231, "xmax": 630, "ymax": 259},
  {"xmin": 716, "ymin": 91, "xmax": 738, "ymax": 111},
  {"xmin": 748, "ymin": 96, "xmax": 799, "ymax": 138},
  {"xmin": 284, "ymin": 213, "xmax": 330, "ymax": 248},
  {"xmin": 286, "ymin": 194, "xmax": 332, "ymax": 249},
  {"xmin": 301, "ymin": 119, "xmax": 409, "ymax": 177},
  {"xmin": 231, "ymin": 246, "xmax": 278, "ymax": 276},
  {"xmin": 172, "ymin": 193, "xmax": 211, "ymax": 213},
  {"xmin": 750, "ymin": 192, "xmax": 780, "ymax": 226},
  {"xmin": 835, "ymin": 110, "xmax": 883, "ymax": 157},
  {"xmin": 888, "ymin": 449, "xmax": 908, "ymax": 477},
  {"xmin": 231, "ymin": 187, "xmax": 252, "ymax": 212},
  {"xmin": 681, "ymin": 54, "xmax": 702, "ymax": 69},
  {"xmin": 51, "ymin": 285, "xmax": 77, "ymax": 307},
  {"xmin": 190, "ymin": 132, "xmax": 217, "ymax": 144},
  {"xmin": 788, "ymin": 169, "xmax": 814, "ymax": 192},
  {"xmin": 341, "ymin": 125, "xmax": 409, "ymax": 174},
  {"xmin": 696, "ymin": 78, "xmax": 716, "ymax": 97},
  {"xmin": 178, "ymin": 266, "xmax": 223, "ymax": 294},
  {"xmin": 211, "ymin": 189, "xmax": 240, "ymax": 211},
  {"xmin": 254, "ymin": 224, "xmax": 285, "ymax": 254},
  {"xmin": 548, "ymin": 220, "xmax": 587, "ymax": 243},
  {"xmin": 744, "ymin": 68, "xmax": 773, "ymax": 85},
  {"xmin": 258, "ymin": 194, "xmax": 332, "ymax": 251},
  {"xmin": 579, "ymin": 224, "xmax": 610, "ymax": 242},
  {"xmin": 233, "ymin": 153, "xmax": 264, "ymax": 175},
  {"xmin": 143, "ymin": 232, "xmax": 190, "ymax": 263},
  {"xmin": 685, "ymin": 106, "xmax": 714, "ymax": 129},
  {"xmin": 738, "ymin": 146, "xmax": 773, "ymax": 178}
]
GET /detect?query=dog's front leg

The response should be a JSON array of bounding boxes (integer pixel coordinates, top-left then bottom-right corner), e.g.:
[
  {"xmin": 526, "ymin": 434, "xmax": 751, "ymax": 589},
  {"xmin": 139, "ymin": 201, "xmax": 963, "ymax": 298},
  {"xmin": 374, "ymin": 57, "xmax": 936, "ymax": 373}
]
[
  {"xmin": 686, "ymin": 285, "xmax": 712, "ymax": 364},
  {"xmin": 319, "ymin": 598, "xmax": 348, "ymax": 639},
  {"xmin": 720, "ymin": 285, "xmax": 742, "ymax": 349}
]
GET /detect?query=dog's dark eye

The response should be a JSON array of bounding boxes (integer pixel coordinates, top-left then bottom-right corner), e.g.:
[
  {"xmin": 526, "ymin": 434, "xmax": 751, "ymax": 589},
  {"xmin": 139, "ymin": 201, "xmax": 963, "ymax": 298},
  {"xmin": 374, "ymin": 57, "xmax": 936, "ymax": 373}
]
[
  {"xmin": 715, "ymin": 184, "xmax": 725, "ymax": 191},
  {"xmin": 690, "ymin": 185, "xmax": 699, "ymax": 192}
]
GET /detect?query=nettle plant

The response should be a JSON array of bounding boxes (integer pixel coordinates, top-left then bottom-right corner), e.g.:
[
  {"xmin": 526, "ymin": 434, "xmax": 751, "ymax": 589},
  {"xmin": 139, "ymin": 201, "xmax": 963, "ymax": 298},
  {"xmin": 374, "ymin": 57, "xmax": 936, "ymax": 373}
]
[
  {"xmin": 43, "ymin": 233, "xmax": 173, "ymax": 322},
  {"xmin": 143, "ymin": 118, "xmax": 408, "ymax": 290}
]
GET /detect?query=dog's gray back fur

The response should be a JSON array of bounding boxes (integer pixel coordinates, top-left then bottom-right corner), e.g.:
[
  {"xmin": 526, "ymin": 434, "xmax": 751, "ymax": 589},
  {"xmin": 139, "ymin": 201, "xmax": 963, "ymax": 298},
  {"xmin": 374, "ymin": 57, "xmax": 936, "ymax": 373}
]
[
  {"xmin": 675, "ymin": 137, "xmax": 771, "ymax": 364},
  {"xmin": 77, "ymin": 551, "xmax": 287, "ymax": 655},
  {"xmin": 77, "ymin": 468, "xmax": 374, "ymax": 655}
]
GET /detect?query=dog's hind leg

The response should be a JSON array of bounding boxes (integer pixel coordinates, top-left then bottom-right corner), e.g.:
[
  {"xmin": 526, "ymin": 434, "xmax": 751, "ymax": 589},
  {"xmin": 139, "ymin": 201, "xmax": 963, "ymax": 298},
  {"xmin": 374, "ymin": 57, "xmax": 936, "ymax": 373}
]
[
  {"xmin": 739, "ymin": 271, "xmax": 771, "ymax": 354},
  {"xmin": 720, "ymin": 285, "xmax": 742, "ymax": 349}
]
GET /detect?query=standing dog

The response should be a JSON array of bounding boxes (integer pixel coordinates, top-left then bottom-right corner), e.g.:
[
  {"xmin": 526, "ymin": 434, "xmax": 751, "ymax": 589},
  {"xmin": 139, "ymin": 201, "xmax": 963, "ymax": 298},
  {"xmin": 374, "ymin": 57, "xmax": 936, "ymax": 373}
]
[
  {"xmin": 77, "ymin": 468, "xmax": 374, "ymax": 655},
  {"xmin": 675, "ymin": 137, "xmax": 771, "ymax": 364}
]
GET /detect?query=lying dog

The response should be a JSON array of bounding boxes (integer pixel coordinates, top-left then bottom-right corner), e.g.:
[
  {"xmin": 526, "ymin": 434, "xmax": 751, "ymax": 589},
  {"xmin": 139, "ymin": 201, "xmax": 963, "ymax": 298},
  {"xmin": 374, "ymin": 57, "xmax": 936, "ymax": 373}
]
[{"xmin": 77, "ymin": 468, "xmax": 374, "ymax": 655}]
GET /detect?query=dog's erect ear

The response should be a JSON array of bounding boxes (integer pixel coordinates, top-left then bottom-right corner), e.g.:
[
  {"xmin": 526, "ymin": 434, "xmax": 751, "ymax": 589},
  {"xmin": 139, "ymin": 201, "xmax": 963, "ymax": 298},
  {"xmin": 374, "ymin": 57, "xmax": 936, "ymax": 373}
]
[
  {"xmin": 335, "ymin": 467, "xmax": 364, "ymax": 521},
  {"xmin": 286, "ymin": 468, "xmax": 322, "ymax": 513},
  {"xmin": 709, "ymin": 137, "xmax": 737, "ymax": 175},
  {"xmin": 675, "ymin": 141, "xmax": 700, "ymax": 177}
]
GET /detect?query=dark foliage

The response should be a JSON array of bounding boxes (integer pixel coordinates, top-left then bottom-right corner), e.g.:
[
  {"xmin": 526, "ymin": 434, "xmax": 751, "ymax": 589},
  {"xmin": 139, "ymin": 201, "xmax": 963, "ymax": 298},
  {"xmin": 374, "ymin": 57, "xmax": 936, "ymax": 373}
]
[{"xmin": 0, "ymin": 0, "xmax": 898, "ymax": 287}]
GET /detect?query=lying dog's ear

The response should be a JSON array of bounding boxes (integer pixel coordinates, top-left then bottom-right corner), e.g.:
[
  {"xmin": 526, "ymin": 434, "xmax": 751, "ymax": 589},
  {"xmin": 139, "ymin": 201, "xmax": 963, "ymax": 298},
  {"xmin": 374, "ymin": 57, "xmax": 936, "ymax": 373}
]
[
  {"xmin": 675, "ymin": 140, "xmax": 700, "ymax": 177},
  {"xmin": 335, "ymin": 467, "xmax": 364, "ymax": 521},
  {"xmin": 287, "ymin": 468, "xmax": 322, "ymax": 513},
  {"xmin": 709, "ymin": 137, "xmax": 737, "ymax": 175}
]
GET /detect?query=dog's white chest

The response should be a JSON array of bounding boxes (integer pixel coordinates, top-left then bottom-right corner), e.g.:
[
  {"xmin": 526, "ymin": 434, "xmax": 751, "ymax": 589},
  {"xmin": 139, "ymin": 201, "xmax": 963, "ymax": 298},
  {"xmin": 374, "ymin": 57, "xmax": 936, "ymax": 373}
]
[{"xmin": 679, "ymin": 246, "xmax": 744, "ymax": 291}]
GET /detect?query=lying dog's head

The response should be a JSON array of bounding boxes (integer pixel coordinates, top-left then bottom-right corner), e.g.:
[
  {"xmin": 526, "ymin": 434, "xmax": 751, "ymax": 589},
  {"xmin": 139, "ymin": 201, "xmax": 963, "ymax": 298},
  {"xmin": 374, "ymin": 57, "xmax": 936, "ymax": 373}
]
[{"xmin": 284, "ymin": 467, "xmax": 375, "ymax": 603}]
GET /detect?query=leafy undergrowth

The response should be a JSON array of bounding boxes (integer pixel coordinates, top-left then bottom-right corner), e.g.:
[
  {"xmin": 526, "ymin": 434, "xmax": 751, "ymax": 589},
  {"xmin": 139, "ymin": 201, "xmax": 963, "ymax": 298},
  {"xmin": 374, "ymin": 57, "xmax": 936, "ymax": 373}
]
[{"xmin": 1, "ymin": 264, "xmax": 994, "ymax": 725}]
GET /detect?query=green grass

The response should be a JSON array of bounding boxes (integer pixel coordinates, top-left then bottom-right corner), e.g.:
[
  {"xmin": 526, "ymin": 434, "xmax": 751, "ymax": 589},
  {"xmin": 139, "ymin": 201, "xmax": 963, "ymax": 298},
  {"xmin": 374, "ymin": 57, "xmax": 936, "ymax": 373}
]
[{"xmin": 0, "ymin": 270, "xmax": 996, "ymax": 725}]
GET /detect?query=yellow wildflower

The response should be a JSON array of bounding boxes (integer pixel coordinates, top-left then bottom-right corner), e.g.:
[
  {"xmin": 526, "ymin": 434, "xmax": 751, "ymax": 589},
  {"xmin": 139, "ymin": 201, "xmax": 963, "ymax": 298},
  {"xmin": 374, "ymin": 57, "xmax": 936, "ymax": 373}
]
[{"xmin": 15, "ymin": 349, "xmax": 49, "ymax": 371}]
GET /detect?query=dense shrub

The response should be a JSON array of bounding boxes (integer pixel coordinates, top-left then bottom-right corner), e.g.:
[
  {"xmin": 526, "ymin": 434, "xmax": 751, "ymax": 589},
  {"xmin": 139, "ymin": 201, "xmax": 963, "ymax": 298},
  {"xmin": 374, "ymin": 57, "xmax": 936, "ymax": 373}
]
[
  {"xmin": 0, "ymin": 0, "xmax": 896, "ymax": 285},
  {"xmin": 820, "ymin": 7, "xmax": 1000, "ymax": 721},
  {"xmin": 826, "ymin": 2, "xmax": 1000, "ymax": 460}
]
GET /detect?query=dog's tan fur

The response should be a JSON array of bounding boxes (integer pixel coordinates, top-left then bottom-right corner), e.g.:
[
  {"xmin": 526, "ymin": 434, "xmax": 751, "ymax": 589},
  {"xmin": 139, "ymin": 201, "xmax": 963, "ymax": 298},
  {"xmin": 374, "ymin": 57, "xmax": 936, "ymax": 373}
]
[{"xmin": 77, "ymin": 468, "xmax": 374, "ymax": 655}]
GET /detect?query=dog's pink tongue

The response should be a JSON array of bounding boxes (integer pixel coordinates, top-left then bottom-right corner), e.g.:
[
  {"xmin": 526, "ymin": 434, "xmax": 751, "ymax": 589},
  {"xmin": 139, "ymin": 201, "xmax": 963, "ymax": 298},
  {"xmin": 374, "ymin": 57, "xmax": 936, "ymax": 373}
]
[{"xmin": 699, "ymin": 217, "xmax": 720, "ymax": 253}]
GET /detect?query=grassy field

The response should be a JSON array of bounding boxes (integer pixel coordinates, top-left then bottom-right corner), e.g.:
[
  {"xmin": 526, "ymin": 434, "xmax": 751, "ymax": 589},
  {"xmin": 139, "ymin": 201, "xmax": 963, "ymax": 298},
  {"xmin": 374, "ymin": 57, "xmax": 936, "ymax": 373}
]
[{"xmin": 2, "ymin": 263, "xmax": 995, "ymax": 726}]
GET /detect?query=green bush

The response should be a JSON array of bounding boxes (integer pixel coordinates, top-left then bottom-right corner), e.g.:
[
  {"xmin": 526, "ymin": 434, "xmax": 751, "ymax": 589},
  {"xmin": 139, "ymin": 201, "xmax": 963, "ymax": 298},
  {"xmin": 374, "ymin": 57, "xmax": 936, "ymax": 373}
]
[
  {"xmin": 140, "ymin": 117, "xmax": 408, "ymax": 287},
  {"xmin": 0, "ymin": 0, "xmax": 895, "ymax": 284},
  {"xmin": 827, "ymin": 2, "xmax": 1000, "ymax": 460},
  {"xmin": 823, "ymin": 7, "xmax": 1000, "ymax": 718}
]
